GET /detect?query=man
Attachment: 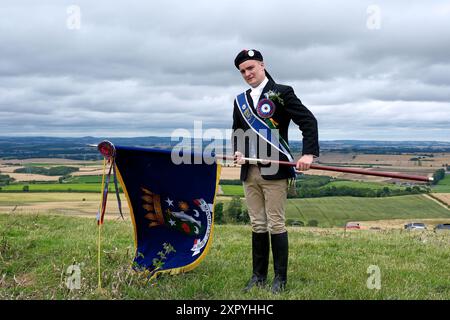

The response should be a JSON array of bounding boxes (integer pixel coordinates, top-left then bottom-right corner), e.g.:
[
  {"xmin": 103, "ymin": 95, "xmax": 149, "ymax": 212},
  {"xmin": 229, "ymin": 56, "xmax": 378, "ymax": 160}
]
[{"xmin": 231, "ymin": 49, "xmax": 319, "ymax": 293}]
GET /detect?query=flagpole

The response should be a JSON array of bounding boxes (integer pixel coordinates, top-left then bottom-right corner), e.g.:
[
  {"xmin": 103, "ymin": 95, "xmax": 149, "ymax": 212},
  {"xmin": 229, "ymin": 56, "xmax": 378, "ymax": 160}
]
[
  {"xmin": 97, "ymin": 223, "xmax": 102, "ymax": 289},
  {"xmin": 89, "ymin": 143, "xmax": 432, "ymax": 182},
  {"xmin": 216, "ymin": 154, "xmax": 433, "ymax": 182},
  {"xmin": 97, "ymin": 157, "xmax": 107, "ymax": 289}
]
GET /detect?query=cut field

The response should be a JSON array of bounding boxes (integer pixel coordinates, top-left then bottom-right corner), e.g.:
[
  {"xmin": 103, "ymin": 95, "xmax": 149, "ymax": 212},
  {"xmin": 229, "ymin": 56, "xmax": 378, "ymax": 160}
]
[
  {"xmin": 219, "ymin": 166, "xmax": 240, "ymax": 180},
  {"xmin": 0, "ymin": 192, "xmax": 127, "ymax": 218},
  {"xmin": 430, "ymin": 193, "xmax": 450, "ymax": 206},
  {"xmin": 318, "ymin": 152, "xmax": 450, "ymax": 169},
  {"xmin": 0, "ymin": 158, "xmax": 102, "ymax": 165}
]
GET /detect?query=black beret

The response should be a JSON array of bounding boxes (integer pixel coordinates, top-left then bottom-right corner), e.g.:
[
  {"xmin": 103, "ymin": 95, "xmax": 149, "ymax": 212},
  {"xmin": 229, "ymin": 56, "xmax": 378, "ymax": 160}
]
[{"xmin": 234, "ymin": 49, "xmax": 263, "ymax": 69}]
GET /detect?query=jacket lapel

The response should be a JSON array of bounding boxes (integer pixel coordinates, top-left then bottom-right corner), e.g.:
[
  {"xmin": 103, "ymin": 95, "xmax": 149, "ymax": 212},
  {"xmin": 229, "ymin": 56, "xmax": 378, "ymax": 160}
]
[
  {"xmin": 258, "ymin": 80, "xmax": 276, "ymax": 105},
  {"xmin": 245, "ymin": 89, "xmax": 254, "ymax": 110}
]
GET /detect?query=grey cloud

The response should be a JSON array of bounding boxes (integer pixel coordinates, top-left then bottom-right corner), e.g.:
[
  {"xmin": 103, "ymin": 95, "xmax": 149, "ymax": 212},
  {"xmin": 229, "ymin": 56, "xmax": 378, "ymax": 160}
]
[{"xmin": 0, "ymin": 0, "xmax": 449, "ymax": 139}]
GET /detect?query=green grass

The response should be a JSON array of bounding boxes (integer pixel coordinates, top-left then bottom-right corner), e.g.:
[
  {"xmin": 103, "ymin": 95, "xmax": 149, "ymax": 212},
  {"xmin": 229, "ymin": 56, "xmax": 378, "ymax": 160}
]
[
  {"xmin": 433, "ymin": 174, "xmax": 450, "ymax": 193},
  {"xmin": 285, "ymin": 195, "xmax": 450, "ymax": 227},
  {"xmin": 0, "ymin": 175, "xmax": 423, "ymax": 196},
  {"xmin": 64, "ymin": 175, "xmax": 103, "ymax": 184},
  {"xmin": 0, "ymin": 175, "xmax": 115, "ymax": 193},
  {"xmin": 14, "ymin": 163, "xmax": 62, "ymax": 167},
  {"xmin": 0, "ymin": 213, "xmax": 449, "ymax": 299},
  {"xmin": 1, "ymin": 191, "xmax": 448, "ymax": 229},
  {"xmin": 220, "ymin": 185, "xmax": 244, "ymax": 197},
  {"xmin": 0, "ymin": 183, "xmax": 120, "ymax": 193},
  {"xmin": 0, "ymin": 183, "xmax": 107, "ymax": 192},
  {"xmin": 218, "ymin": 193, "xmax": 450, "ymax": 228},
  {"xmin": 14, "ymin": 166, "xmax": 79, "ymax": 176},
  {"xmin": 325, "ymin": 180, "xmax": 405, "ymax": 190},
  {"xmin": 219, "ymin": 180, "xmax": 410, "ymax": 198}
]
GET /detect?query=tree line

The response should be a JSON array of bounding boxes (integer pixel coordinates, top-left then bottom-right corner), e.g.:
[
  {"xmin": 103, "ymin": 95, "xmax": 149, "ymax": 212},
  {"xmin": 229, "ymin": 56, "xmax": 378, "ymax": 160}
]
[{"xmin": 13, "ymin": 166, "xmax": 79, "ymax": 176}]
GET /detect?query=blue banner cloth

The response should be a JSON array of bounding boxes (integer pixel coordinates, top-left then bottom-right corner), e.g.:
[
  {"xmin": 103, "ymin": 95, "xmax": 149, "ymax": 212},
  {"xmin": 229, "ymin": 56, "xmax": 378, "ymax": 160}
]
[{"xmin": 113, "ymin": 145, "xmax": 221, "ymax": 278}]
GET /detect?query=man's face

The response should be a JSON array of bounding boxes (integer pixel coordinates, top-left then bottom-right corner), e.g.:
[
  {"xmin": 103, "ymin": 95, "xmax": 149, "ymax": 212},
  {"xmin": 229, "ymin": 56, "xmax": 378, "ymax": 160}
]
[{"xmin": 238, "ymin": 60, "xmax": 266, "ymax": 88}]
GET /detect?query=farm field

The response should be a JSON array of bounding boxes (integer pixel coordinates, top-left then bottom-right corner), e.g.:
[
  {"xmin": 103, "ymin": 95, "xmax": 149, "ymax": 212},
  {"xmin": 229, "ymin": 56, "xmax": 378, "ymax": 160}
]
[
  {"xmin": 0, "ymin": 213, "xmax": 448, "ymax": 300},
  {"xmin": 432, "ymin": 175, "xmax": 450, "ymax": 193},
  {"xmin": 0, "ymin": 183, "xmax": 116, "ymax": 193},
  {"xmin": 2, "ymin": 152, "xmax": 448, "ymax": 183},
  {"xmin": 317, "ymin": 152, "xmax": 450, "ymax": 169},
  {"xmin": 284, "ymin": 195, "xmax": 450, "ymax": 227},
  {"xmin": 0, "ymin": 178, "xmax": 428, "ymax": 195},
  {"xmin": 1, "ymin": 193, "xmax": 449, "ymax": 229},
  {"xmin": 219, "ymin": 179, "xmax": 423, "ymax": 198},
  {"xmin": 0, "ymin": 158, "xmax": 100, "ymax": 165},
  {"xmin": 0, "ymin": 154, "xmax": 449, "ymax": 229},
  {"xmin": 430, "ymin": 193, "xmax": 450, "ymax": 206},
  {"xmin": 0, "ymin": 192, "xmax": 127, "ymax": 219},
  {"xmin": 322, "ymin": 180, "xmax": 407, "ymax": 190}
]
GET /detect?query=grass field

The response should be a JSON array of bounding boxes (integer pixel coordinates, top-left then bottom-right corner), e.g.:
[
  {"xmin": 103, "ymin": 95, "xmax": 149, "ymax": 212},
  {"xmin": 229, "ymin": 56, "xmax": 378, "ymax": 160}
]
[
  {"xmin": 220, "ymin": 185, "xmax": 245, "ymax": 197},
  {"xmin": 433, "ymin": 174, "xmax": 450, "ymax": 193},
  {"xmin": 325, "ymin": 180, "xmax": 406, "ymax": 190},
  {"xmin": 217, "ymin": 193, "xmax": 450, "ymax": 228},
  {"xmin": 1, "ymin": 171, "xmax": 443, "ymax": 196},
  {"xmin": 0, "ymin": 183, "xmax": 118, "ymax": 193},
  {"xmin": 284, "ymin": 195, "xmax": 450, "ymax": 227},
  {"xmin": 0, "ymin": 213, "xmax": 448, "ymax": 300},
  {"xmin": 64, "ymin": 175, "xmax": 103, "ymax": 184},
  {"xmin": 220, "ymin": 180, "xmax": 409, "ymax": 198},
  {"xmin": 1, "ymin": 193, "xmax": 449, "ymax": 228}
]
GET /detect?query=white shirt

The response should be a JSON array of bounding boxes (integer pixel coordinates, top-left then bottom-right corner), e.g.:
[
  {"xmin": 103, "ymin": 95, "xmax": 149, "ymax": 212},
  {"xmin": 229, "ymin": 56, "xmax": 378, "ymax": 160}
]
[
  {"xmin": 250, "ymin": 77, "xmax": 269, "ymax": 109},
  {"xmin": 248, "ymin": 77, "xmax": 269, "ymax": 158}
]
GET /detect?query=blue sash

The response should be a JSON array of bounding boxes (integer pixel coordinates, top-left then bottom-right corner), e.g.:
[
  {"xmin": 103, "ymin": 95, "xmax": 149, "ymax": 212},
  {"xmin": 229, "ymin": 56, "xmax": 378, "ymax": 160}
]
[{"xmin": 235, "ymin": 92, "xmax": 293, "ymax": 162}]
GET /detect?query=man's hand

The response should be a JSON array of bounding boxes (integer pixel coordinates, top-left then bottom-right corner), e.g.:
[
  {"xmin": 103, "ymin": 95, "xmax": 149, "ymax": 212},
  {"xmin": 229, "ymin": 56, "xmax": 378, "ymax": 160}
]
[
  {"xmin": 296, "ymin": 154, "xmax": 314, "ymax": 171},
  {"xmin": 234, "ymin": 151, "xmax": 246, "ymax": 165}
]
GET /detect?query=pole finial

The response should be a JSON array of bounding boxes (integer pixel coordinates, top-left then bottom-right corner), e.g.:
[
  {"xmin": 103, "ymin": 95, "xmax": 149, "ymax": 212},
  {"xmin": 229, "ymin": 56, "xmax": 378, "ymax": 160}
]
[{"xmin": 97, "ymin": 140, "xmax": 116, "ymax": 159}]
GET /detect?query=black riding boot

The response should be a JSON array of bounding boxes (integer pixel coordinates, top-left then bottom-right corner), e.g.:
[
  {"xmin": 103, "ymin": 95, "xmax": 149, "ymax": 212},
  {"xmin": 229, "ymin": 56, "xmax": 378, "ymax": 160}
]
[
  {"xmin": 243, "ymin": 231, "xmax": 269, "ymax": 291},
  {"xmin": 271, "ymin": 231, "xmax": 288, "ymax": 293}
]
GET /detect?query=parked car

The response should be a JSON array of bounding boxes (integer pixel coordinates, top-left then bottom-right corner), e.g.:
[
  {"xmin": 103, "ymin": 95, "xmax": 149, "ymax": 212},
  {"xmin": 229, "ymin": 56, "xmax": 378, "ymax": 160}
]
[
  {"xmin": 345, "ymin": 222, "xmax": 361, "ymax": 229},
  {"xmin": 404, "ymin": 222, "xmax": 427, "ymax": 230},
  {"xmin": 434, "ymin": 223, "xmax": 450, "ymax": 231}
]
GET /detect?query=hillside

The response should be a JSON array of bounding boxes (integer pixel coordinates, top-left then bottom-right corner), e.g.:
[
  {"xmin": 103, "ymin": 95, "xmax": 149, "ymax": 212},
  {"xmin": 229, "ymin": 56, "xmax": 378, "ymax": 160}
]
[{"xmin": 0, "ymin": 213, "xmax": 448, "ymax": 300}]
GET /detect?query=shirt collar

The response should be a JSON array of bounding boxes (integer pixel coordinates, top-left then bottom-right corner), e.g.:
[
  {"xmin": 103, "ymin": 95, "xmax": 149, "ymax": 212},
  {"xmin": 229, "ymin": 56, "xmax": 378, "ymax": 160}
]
[{"xmin": 250, "ymin": 76, "xmax": 269, "ymax": 94}]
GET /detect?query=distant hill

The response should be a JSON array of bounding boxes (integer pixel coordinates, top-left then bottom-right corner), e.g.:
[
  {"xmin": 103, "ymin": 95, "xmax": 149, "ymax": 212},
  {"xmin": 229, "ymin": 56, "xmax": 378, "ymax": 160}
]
[{"xmin": 0, "ymin": 136, "xmax": 450, "ymax": 160}]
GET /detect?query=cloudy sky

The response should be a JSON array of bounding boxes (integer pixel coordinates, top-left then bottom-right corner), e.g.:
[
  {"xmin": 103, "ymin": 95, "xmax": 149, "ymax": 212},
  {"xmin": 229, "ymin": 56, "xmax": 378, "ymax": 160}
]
[{"xmin": 1, "ymin": 0, "xmax": 450, "ymax": 141}]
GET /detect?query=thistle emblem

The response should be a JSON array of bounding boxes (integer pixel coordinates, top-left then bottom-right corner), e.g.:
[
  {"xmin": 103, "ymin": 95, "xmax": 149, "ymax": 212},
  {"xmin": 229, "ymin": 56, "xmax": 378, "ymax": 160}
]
[{"xmin": 264, "ymin": 90, "xmax": 284, "ymax": 106}]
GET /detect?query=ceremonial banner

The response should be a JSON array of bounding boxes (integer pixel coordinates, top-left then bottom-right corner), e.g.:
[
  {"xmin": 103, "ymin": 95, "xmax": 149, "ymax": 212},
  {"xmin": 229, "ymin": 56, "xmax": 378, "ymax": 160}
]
[{"xmin": 102, "ymin": 143, "xmax": 221, "ymax": 278}]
